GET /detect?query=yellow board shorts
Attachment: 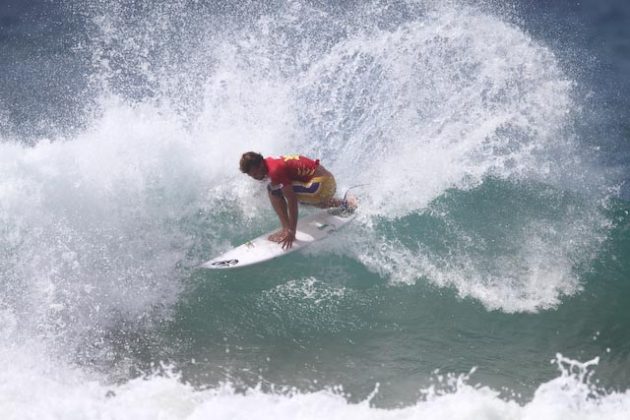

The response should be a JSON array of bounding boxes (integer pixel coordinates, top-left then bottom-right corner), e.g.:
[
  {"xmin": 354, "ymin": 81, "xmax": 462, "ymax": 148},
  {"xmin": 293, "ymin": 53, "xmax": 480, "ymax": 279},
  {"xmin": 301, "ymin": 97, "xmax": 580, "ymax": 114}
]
[{"xmin": 291, "ymin": 176, "xmax": 337, "ymax": 204}]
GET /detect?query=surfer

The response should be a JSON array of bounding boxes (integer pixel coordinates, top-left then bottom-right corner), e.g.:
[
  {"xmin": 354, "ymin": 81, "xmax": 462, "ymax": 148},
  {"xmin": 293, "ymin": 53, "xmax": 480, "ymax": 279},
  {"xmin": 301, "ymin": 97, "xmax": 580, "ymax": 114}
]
[{"xmin": 240, "ymin": 151, "xmax": 352, "ymax": 249}]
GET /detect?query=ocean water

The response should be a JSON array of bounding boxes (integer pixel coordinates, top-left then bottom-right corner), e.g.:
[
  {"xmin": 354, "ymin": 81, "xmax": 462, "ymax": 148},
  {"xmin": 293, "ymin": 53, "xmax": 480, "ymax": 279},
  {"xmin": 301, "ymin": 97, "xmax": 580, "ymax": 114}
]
[{"xmin": 1, "ymin": 0, "xmax": 630, "ymax": 418}]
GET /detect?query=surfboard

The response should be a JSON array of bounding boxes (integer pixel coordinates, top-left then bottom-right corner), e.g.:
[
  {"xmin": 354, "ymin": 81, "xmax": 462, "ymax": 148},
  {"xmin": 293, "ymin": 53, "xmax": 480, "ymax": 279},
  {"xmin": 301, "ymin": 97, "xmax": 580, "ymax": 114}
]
[{"xmin": 200, "ymin": 206, "xmax": 356, "ymax": 270}]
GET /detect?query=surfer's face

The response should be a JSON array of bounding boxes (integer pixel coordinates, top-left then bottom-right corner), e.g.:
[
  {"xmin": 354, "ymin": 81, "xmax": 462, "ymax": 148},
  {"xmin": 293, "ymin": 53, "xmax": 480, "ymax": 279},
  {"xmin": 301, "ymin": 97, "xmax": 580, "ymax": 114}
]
[{"xmin": 247, "ymin": 163, "xmax": 267, "ymax": 181}]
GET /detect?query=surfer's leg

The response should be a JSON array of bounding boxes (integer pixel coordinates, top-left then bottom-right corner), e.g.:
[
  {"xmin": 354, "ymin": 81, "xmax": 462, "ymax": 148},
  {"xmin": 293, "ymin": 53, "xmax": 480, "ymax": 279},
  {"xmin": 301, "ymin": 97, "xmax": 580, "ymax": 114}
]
[
  {"xmin": 292, "ymin": 176, "xmax": 338, "ymax": 207},
  {"xmin": 313, "ymin": 178, "xmax": 347, "ymax": 208},
  {"xmin": 320, "ymin": 190, "xmax": 357, "ymax": 210}
]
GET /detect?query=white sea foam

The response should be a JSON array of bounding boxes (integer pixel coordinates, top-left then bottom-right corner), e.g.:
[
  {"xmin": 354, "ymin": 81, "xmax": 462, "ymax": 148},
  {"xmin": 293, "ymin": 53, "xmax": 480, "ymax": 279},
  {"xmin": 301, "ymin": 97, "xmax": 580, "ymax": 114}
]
[
  {"xmin": 0, "ymin": 3, "xmax": 624, "ymax": 420},
  {"xmin": 0, "ymin": 2, "xmax": 607, "ymax": 345},
  {"xmin": 1, "ymin": 346, "xmax": 628, "ymax": 420},
  {"xmin": 289, "ymin": 5, "xmax": 608, "ymax": 312},
  {"xmin": 0, "ymin": 4, "xmax": 620, "ymax": 419}
]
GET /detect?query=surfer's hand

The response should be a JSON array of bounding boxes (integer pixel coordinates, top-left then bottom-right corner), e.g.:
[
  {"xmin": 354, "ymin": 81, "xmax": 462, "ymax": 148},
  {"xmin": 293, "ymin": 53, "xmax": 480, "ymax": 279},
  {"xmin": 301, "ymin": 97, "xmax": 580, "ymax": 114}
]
[{"xmin": 281, "ymin": 230, "xmax": 295, "ymax": 250}]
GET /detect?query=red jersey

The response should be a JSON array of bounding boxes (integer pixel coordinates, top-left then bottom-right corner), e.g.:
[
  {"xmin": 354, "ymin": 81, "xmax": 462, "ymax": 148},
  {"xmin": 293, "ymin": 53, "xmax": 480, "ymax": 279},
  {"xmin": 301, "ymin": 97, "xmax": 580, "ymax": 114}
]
[{"xmin": 264, "ymin": 155, "xmax": 320, "ymax": 187}]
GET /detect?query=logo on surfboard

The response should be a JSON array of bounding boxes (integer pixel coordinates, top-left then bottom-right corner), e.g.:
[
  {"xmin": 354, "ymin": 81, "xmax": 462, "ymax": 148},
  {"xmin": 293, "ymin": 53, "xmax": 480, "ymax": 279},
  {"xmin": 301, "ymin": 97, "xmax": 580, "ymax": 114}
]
[{"xmin": 211, "ymin": 259, "xmax": 239, "ymax": 267}]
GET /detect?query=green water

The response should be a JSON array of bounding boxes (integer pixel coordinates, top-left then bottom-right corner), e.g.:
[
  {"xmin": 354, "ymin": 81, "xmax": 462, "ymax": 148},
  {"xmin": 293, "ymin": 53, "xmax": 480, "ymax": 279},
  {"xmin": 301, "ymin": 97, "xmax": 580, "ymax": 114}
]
[{"xmin": 86, "ymin": 178, "xmax": 630, "ymax": 407}]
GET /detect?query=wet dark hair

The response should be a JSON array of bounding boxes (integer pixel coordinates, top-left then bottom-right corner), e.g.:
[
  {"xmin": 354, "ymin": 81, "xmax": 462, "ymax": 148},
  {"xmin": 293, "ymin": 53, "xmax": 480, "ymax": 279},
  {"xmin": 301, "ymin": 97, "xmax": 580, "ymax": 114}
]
[{"xmin": 239, "ymin": 151, "xmax": 264, "ymax": 173}]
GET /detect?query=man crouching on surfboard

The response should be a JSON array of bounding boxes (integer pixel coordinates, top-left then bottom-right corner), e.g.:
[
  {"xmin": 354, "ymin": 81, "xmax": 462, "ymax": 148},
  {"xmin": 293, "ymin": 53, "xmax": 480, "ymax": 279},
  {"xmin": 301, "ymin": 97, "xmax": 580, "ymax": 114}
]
[{"xmin": 240, "ymin": 151, "xmax": 351, "ymax": 250}]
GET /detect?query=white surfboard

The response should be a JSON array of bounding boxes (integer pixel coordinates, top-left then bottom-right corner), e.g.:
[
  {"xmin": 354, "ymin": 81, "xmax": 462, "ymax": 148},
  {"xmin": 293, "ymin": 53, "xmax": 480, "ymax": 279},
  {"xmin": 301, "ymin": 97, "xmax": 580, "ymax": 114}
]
[{"xmin": 200, "ymin": 207, "xmax": 356, "ymax": 270}]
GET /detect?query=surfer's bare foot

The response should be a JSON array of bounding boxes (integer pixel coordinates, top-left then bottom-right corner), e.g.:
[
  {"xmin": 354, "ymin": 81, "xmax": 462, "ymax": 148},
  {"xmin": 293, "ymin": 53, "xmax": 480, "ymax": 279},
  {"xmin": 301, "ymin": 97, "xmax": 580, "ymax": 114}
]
[
  {"xmin": 268, "ymin": 230, "xmax": 286, "ymax": 242},
  {"xmin": 343, "ymin": 193, "xmax": 358, "ymax": 210}
]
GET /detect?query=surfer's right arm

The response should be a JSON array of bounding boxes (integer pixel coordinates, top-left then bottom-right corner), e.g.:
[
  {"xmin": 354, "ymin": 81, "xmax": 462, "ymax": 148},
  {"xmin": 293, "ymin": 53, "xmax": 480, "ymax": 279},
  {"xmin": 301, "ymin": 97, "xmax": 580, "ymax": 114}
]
[
  {"xmin": 279, "ymin": 184, "xmax": 298, "ymax": 249},
  {"xmin": 268, "ymin": 185, "xmax": 290, "ymax": 231}
]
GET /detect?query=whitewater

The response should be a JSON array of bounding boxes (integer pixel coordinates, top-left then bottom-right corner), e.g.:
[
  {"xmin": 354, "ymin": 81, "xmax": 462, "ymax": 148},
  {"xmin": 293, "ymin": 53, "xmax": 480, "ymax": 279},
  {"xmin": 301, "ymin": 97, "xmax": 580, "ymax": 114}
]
[{"xmin": 1, "ymin": 0, "xmax": 629, "ymax": 418}]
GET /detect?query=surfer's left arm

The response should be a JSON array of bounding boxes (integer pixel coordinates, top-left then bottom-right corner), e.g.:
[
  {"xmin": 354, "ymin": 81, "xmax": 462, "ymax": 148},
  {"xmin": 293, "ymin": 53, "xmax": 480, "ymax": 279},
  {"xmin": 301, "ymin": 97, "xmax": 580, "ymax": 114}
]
[{"xmin": 280, "ymin": 184, "xmax": 298, "ymax": 249}]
